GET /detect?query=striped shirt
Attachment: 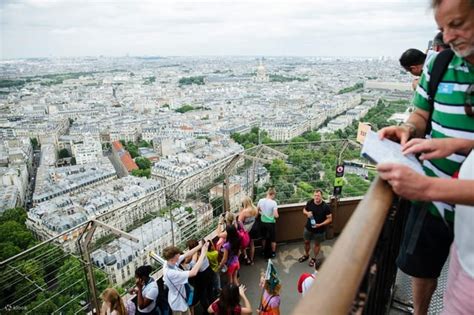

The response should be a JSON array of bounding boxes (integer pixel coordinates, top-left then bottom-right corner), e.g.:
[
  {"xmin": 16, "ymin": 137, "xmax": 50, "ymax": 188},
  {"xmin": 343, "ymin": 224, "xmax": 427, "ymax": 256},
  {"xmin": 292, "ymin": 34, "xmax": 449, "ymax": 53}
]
[{"xmin": 412, "ymin": 54, "xmax": 474, "ymax": 221}]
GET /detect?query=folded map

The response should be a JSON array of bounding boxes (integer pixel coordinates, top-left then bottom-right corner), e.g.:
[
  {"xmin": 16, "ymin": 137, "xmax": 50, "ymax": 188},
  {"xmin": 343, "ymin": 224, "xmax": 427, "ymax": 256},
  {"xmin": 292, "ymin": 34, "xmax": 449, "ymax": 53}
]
[{"xmin": 361, "ymin": 130, "xmax": 424, "ymax": 174}]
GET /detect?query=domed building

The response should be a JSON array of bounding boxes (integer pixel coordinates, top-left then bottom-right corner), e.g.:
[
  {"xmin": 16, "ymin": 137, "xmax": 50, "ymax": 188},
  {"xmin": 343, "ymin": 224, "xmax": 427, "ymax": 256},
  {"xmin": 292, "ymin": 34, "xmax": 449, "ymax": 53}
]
[{"xmin": 255, "ymin": 58, "xmax": 269, "ymax": 83}]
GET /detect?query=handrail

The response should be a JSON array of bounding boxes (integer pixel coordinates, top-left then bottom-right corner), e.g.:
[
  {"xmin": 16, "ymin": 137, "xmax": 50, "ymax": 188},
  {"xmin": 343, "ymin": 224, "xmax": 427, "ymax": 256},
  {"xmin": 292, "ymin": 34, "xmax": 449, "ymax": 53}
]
[{"xmin": 292, "ymin": 177, "xmax": 394, "ymax": 315}]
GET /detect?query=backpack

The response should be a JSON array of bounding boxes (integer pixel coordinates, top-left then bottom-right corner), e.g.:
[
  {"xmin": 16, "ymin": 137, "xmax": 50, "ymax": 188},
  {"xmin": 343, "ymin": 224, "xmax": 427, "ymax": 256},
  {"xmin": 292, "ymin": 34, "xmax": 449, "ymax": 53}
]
[
  {"xmin": 297, "ymin": 273, "xmax": 315, "ymax": 293},
  {"xmin": 425, "ymin": 49, "xmax": 454, "ymax": 135},
  {"xmin": 236, "ymin": 221, "xmax": 250, "ymax": 250}
]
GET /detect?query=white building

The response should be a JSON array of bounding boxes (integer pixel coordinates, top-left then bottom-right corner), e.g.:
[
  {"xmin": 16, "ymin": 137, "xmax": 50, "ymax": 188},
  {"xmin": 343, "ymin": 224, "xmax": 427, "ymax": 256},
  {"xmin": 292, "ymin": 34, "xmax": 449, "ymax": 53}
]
[
  {"xmin": 32, "ymin": 158, "xmax": 117, "ymax": 205},
  {"xmin": 255, "ymin": 59, "xmax": 269, "ymax": 83},
  {"xmin": 91, "ymin": 201, "xmax": 213, "ymax": 286},
  {"xmin": 109, "ymin": 125, "xmax": 139, "ymax": 143},
  {"xmin": 262, "ymin": 120, "xmax": 310, "ymax": 142},
  {"xmin": 92, "ymin": 216, "xmax": 175, "ymax": 285},
  {"xmin": 0, "ymin": 185, "xmax": 20, "ymax": 213},
  {"xmin": 0, "ymin": 164, "xmax": 29, "ymax": 208},
  {"xmin": 151, "ymin": 141, "xmax": 243, "ymax": 200},
  {"xmin": 27, "ymin": 176, "xmax": 166, "ymax": 252},
  {"xmin": 71, "ymin": 134, "xmax": 103, "ymax": 165}
]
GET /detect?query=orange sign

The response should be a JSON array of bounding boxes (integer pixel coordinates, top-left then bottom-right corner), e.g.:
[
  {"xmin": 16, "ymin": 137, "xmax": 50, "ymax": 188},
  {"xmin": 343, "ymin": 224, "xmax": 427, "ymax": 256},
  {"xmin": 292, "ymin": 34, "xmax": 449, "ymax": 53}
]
[{"xmin": 357, "ymin": 122, "xmax": 372, "ymax": 144}]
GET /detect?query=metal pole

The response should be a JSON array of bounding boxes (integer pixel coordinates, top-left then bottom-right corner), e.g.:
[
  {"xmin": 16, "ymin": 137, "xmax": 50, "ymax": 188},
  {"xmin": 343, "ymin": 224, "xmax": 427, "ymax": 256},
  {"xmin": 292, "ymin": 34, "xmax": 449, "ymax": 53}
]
[
  {"xmin": 80, "ymin": 222, "xmax": 100, "ymax": 314},
  {"xmin": 170, "ymin": 207, "xmax": 175, "ymax": 246},
  {"xmin": 224, "ymin": 176, "xmax": 230, "ymax": 212},
  {"xmin": 77, "ymin": 220, "xmax": 139, "ymax": 314}
]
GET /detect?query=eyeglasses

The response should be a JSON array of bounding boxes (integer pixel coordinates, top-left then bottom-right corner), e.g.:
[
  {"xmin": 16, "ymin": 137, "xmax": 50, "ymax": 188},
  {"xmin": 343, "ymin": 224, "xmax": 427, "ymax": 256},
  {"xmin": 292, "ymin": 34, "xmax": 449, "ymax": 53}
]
[{"xmin": 466, "ymin": 84, "xmax": 474, "ymax": 117}]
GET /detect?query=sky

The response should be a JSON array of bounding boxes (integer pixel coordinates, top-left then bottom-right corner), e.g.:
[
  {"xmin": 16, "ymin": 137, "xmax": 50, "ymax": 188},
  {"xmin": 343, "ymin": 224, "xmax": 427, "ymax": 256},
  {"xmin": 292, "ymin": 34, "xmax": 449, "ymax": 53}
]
[{"xmin": 0, "ymin": 0, "xmax": 439, "ymax": 59}]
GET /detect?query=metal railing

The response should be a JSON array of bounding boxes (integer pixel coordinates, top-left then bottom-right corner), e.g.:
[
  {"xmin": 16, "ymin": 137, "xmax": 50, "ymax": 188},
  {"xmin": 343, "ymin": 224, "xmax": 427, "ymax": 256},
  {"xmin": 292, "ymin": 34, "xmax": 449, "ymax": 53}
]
[{"xmin": 1, "ymin": 140, "xmax": 373, "ymax": 313}]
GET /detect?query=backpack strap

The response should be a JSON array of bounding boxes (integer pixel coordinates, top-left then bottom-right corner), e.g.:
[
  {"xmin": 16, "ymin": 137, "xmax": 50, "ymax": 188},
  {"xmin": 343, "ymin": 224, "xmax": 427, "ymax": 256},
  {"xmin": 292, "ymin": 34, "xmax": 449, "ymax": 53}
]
[
  {"xmin": 426, "ymin": 49, "xmax": 454, "ymax": 135},
  {"xmin": 261, "ymin": 294, "xmax": 276, "ymax": 312}
]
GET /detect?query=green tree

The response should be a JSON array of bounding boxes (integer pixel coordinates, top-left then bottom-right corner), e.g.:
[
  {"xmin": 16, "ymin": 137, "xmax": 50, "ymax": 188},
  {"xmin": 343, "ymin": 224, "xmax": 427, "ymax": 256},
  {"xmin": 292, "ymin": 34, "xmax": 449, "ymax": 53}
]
[
  {"xmin": 57, "ymin": 257, "xmax": 108, "ymax": 298},
  {"xmin": 0, "ymin": 221, "xmax": 35, "ymax": 249},
  {"xmin": 268, "ymin": 159, "xmax": 288, "ymax": 179},
  {"xmin": 337, "ymin": 82, "xmax": 363, "ymax": 94},
  {"xmin": 30, "ymin": 138, "xmax": 39, "ymax": 150},
  {"xmin": 231, "ymin": 127, "xmax": 273, "ymax": 148},
  {"xmin": 302, "ymin": 131, "xmax": 321, "ymax": 142},
  {"xmin": 290, "ymin": 136, "xmax": 306, "ymax": 143},
  {"xmin": 58, "ymin": 148, "xmax": 71, "ymax": 159},
  {"xmin": 0, "ymin": 207, "xmax": 27, "ymax": 225},
  {"xmin": 138, "ymin": 140, "xmax": 150, "ymax": 148},
  {"xmin": 9, "ymin": 259, "xmax": 47, "ymax": 303},
  {"xmin": 135, "ymin": 157, "xmax": 151, "ymax": 170},
  {"xmin": 0, "ymin": 208, "xmax": 34, "ymax": 260},
  {"xmin": 27, "ymin": 294, "xmax": 58, "ymax": 314},
  {"xmin": 178, "ymin": 76, "xmax": 205, "ymax": 86},
  {"xmin": 175, "ymin": 105, "xmax": 195, "ymax": 113},
  {"xmin": 131, "ymin": 169, "xmax": 151, "ymax": 178},
  {"xmin": 127, "ymin": 145, "xmax": 139, "ymax": 158},
  {"xmin": 0, "ymin": 242, "xmax": 21, "ymax": 261},
  {"xmin": 297, "ymin": 181, "xmax": 314, "ymax": 194}
]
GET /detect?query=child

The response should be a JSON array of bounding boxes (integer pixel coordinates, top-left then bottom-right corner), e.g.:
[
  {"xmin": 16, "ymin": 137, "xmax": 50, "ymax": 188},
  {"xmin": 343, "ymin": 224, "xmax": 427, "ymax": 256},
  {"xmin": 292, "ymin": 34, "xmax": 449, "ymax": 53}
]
[
  {"xmin": 216, "ymin": 212, "xmax": 235, "ymax": 251},
  {"xmin": 207, "ymin": 283, "xmax": 252, "ymax": 315},
  {"xmin": 217, "ymin": 225, "xmax": 241, "ymax": 285},
  {"xmin": 206, "ymin": 240, "xmax": 221, "ymax": 298},
  {"xmin": 187, "ymin": 239, "xmax": 215, "ymax": 313},
  {"xmin": 162, "ymin": 241, "xmax": 209, "ymax": 315},
  {"xmin": 258, "ymin": 274, "xmax": 281, "ymax": 315},
  {"xmin": 100, "ymin": 288, "xmax": 127, "ymax": 315},
  {"xmin": 297, "ymin": 257, "xmax": 324, "ymax": 296}
]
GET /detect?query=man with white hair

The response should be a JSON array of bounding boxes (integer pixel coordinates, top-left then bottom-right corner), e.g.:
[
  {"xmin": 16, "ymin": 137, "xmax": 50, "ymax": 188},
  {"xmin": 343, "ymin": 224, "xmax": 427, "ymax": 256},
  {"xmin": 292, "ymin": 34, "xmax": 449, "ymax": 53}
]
[{"xmin": 379, "ymin": 0, "xmax": 474, "ymax": 314}]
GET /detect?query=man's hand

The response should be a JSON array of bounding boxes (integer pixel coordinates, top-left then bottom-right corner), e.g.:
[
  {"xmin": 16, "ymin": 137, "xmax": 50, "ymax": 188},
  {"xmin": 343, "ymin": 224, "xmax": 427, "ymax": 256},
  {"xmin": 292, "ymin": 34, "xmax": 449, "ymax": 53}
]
[
  {"xmin": 378, "ymin": 126, "xmax": 411, "ymax": 145},
  {"xmin": 377, "ymin": 163, "xmax": 431, "ymax": 201},
  {"xmin": 403, "ymin": 138, "xmax": 473, "ymax": 160}
]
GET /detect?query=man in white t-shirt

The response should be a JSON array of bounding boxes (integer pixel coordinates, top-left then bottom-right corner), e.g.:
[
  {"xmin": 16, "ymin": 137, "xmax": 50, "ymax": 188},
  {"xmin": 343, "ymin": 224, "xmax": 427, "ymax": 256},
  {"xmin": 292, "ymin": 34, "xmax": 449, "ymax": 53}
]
[
  {"xmin": 163, "ymin": 241, "xmax": 209, "ymax": 315},
  {"xmin": 257, "ymin": 187, "xmax": 279, "ymax": 258}
]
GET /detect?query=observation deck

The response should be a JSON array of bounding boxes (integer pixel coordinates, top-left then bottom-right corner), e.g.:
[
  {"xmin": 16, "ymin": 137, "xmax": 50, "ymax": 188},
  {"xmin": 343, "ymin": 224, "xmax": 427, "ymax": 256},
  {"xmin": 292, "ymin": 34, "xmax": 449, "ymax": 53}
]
[{"xmin": 0, "ymin": 142, "xmax": 447, "ymax": 314}]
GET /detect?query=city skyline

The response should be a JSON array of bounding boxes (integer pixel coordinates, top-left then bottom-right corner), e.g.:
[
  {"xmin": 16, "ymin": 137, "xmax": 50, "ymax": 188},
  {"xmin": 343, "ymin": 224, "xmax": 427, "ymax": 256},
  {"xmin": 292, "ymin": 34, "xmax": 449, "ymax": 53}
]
[{"xmin": 1, "ymin": 0, "xmax": 438, "ymax": 60}]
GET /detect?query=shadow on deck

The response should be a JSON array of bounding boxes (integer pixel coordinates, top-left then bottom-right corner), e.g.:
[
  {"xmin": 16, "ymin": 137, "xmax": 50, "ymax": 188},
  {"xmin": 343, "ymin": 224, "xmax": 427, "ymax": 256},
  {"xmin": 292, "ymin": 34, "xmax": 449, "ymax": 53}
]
[
  {"xmin": 239, "ymin": 239, "xmax": 337, "ymax": 314},
  {"xmin": 238, "ymin": 240, "xmax": 448, "ymax": 315}
]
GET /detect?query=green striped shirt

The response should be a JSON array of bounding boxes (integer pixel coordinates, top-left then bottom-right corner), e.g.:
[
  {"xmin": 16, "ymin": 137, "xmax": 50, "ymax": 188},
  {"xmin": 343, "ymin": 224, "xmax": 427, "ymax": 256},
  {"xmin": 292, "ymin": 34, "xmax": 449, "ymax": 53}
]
[{"xmin": 412, "ymin": 54, "xmax": 474, "ymax": 221}]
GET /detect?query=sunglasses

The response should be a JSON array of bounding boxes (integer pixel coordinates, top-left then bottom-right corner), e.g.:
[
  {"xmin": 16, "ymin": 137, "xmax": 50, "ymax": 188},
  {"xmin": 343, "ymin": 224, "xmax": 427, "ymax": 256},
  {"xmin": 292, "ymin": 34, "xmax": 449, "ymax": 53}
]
[{"xmin": 465, "ymin": 84, "xmax": 474, "ymax": 117}]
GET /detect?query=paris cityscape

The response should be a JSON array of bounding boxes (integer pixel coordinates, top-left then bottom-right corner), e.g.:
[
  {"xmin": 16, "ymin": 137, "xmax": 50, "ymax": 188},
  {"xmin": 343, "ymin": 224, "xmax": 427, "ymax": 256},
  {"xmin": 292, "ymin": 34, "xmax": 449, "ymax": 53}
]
[{"xmin": 0, "ymin": 0, "xmax": 449, "ymax": 313}]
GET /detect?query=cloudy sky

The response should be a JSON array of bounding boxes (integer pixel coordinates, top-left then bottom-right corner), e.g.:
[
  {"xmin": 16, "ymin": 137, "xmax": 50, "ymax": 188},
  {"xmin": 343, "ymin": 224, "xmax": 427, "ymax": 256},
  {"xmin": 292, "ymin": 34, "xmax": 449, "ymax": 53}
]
[{"xmin": 0, "ymin": 0, "xmax": 439, "ymax": 59}]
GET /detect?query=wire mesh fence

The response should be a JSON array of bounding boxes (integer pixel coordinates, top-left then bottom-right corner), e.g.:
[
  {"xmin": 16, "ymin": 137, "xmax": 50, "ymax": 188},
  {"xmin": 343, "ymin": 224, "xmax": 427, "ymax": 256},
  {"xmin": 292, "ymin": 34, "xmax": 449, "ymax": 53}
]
[{"xmin": 1, "ymin": 140, "xmax": 373, "ymax": 313}]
